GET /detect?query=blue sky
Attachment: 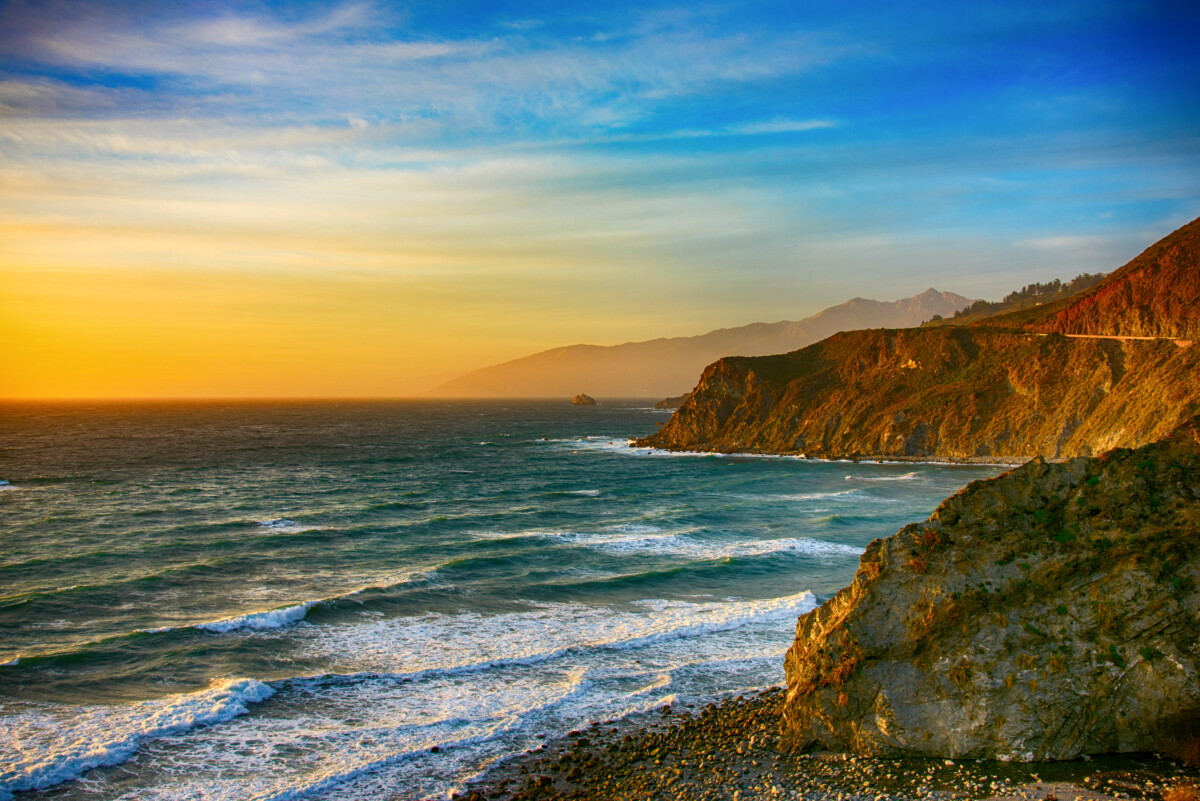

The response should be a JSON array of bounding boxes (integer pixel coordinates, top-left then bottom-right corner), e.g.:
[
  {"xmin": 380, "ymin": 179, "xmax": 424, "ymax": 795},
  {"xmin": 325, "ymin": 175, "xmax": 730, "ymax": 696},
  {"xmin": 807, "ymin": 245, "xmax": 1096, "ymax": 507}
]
[{"xmin": 1, "ymin": 0, "xmax": 1198, "ymax": 395}]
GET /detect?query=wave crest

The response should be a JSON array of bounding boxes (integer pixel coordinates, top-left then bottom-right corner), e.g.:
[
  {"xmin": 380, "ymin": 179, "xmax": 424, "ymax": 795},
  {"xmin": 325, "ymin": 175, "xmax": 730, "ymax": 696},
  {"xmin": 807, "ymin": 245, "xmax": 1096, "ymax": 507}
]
[{"xmin": 0, "ymin": 678, "xmax": 274, "ymax": 798}]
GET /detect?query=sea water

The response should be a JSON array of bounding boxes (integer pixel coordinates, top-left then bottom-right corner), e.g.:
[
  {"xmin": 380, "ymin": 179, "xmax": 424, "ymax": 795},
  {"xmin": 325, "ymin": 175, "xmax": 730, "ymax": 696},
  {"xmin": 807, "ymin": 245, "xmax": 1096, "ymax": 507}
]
[{"xmin": 0, "ymin": 401, "xmax": 1005, "ymax": 800}]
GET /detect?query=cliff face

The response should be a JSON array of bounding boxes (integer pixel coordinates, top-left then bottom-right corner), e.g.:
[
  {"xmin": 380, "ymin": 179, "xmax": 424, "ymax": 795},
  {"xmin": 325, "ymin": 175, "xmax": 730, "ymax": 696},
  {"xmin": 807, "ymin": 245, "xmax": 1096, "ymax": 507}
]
[
  {"xmin": 1028, "ymin": 217, "xmax": 1200, "ymax": 339},
  {"xmin": 640, "ymin": 328, "xmax": 1200, "ymax": 460},
  {"xmin": 781, "ymin": 417, "xmax": 1200, "ymax": 761},
  {"xmin": 640, "ymin": 217, "xmax": 1200, "ymax": 461}
]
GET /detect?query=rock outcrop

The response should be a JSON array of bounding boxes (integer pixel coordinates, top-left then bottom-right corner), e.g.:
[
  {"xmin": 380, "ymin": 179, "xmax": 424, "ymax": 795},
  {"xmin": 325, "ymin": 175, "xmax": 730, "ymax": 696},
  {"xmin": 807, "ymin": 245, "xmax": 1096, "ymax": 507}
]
[
  {"xmin": 639, "ymin": 217, "xmax": 1200, "ymax": 461},
  {"xmin": 781, "ymin": 416, "xmax": 1200, "ymax": 762},
  {"xmin": 572, "ymin": 393, "xmax": 598, "ymax": 406},
  {"xmin": 654, "ymin": 394, "xmax": 691, "ymax": 410}
]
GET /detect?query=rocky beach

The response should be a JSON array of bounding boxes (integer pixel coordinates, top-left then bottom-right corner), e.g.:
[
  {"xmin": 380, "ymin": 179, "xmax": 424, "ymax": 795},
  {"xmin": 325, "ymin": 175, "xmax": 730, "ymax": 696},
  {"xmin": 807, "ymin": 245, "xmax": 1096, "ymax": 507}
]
[{"xmin": 458, "ymin": 688, "xmax": 1198, "ymax": 801}]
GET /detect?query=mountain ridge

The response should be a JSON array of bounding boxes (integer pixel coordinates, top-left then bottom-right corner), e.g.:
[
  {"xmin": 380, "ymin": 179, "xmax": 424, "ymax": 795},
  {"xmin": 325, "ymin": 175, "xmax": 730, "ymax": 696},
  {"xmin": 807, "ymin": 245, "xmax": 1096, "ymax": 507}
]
[{"xmin": 428, "ymin": 289, "xmax": 974, "ymax": 398}]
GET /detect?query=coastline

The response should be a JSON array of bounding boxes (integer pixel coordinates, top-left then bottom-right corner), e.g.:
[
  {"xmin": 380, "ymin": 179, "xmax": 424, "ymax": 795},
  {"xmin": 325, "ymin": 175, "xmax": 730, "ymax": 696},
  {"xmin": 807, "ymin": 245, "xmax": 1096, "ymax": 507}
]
[
  {"xmin": 626, "ymin": 439, "xmax": 1029, "ymax": 467},
  {"xmin": 457, "ymin": 688, "xmax": 1198, "ymax": 801}
]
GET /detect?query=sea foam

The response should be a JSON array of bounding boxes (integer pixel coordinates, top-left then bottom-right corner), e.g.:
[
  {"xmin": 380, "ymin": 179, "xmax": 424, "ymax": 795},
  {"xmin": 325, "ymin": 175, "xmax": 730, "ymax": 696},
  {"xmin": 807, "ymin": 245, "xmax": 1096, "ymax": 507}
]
[
  {"xmin": 581, "ymin": 534, "xmax": 863, "ymax": 561},
  {"xmin": 846, "ymin": 471, "xmax": 921, "ymax": 481},
  {"xmin": 196, "ymin": 601, "xmax": 316, "ymax": 633},
  {"xmin": 297, "ymin": 592, "xmax": 818, "ymax": 680},
  {"xmin": 130, "ymin": 571, "xmax": 427, "ymax": 639},
  {"xmin": 0, "ymin": 678, "xmax": 274, "ymax": 799}
]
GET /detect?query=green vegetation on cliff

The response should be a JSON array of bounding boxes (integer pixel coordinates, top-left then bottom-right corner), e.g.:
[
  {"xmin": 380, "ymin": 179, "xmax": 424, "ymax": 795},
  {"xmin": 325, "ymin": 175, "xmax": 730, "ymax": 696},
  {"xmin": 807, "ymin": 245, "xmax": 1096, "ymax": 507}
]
[{"xmin": 925, "ymin": 273, "xmax": 1107, "ymax": 327}]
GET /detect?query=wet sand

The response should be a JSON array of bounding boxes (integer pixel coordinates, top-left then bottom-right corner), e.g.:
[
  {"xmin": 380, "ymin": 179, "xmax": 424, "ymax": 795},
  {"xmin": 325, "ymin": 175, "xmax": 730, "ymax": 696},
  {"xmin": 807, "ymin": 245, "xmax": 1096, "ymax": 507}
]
[{"xmin": 452, "ymin": 688, "xmax": 1197, "ymax": 801}]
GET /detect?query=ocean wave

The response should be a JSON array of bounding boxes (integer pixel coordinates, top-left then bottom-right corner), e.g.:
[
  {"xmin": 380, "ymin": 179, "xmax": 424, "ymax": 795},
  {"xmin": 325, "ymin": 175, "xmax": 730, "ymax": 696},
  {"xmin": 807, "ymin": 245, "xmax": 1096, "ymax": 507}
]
[
  {"xmin": 243, "ymin": 672, "xmax": 600, "ymax": 801},
  {"xmin": 539, "ymin": 437, "xmax": 718, "ymax": 458},
  {"xmin": 7, "ymin": 572, "xmax": 431, "ymax": 665},
  {"xmin": 466, "ymin": 524, "xmax": 686, "ymax": 549},
  {"xmin": 545, "ymin": 437, "xmax": 811, "ymax": 460},
  {"xmin": 297, "ymin": 592, "xmax": 818, "ymax": 681},
  {"xmin": 468, "ymin": 524, "xmax": 859, "ymax": 563},
  {"xmin": 806, "ymin": 513, "xmax": 875, "ymax": 527},
  {"xmin": 845, "ymin": 471, "xmax": 921, "ymax": 482},
  {"xmin": 257, "ymin": 518, "xmax": 322, "ymax": 534},
  {"xmin": 582, "ymin": 534, "xmax": 863, "ymax": 561},
  {"xmin": 195, "ymin": 601, "xmax": 316, "ymax": 634},
  {"xmin": 366, "ymin": 500, "xmax": 429, "ymax": 512},
  {"xmin": 158, "ymin": 571, "xmax": 430, "ymax": 636},
  {"xmin": 0, "ymin": 678, "xmax": 274, "ymax": 799},
  {"xmin": 747, "ymin": 489, "xmax": 873, "ymax": 502}
]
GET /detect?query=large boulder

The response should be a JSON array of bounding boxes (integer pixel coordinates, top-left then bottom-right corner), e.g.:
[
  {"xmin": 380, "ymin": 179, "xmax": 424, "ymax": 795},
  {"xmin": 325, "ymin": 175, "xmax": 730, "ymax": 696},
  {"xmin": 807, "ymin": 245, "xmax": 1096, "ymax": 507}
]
[{"xmin": 781, "ymin": 417, "xmax": 1200, "ymax": 762}]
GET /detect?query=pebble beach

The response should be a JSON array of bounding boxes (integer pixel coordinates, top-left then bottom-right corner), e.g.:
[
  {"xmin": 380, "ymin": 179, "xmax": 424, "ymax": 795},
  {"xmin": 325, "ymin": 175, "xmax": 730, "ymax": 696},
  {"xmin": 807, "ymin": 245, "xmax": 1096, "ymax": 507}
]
[{"xmin": 458, "ymin": 688, "xmax": 1199, "ymax": 801}]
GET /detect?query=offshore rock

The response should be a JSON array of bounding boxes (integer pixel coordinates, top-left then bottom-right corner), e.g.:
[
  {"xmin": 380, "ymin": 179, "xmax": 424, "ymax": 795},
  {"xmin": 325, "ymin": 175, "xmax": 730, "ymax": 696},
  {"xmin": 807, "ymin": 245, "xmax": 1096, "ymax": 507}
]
[
  {"xmin": 572, "ymin": 393, "xmax": 598, "ymax": 406},
  {"xmin": 781, "ymin": 416, "xmax": 1200, "ymax": 761}
]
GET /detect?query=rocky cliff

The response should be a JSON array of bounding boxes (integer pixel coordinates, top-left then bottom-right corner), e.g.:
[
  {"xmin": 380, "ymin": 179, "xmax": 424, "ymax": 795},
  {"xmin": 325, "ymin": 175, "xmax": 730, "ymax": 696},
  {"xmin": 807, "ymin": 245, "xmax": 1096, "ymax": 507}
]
[
  {"xmin": 639, "ymin": 217, "xmax": 1200, "ymax": 461},
  {"xmin": 640, "ymin": 328, "xmax": 1200, "ymax": 460},
  {"xmin": 780, "ymin": 416, "xmax": 1200, "ymax": 761},
  {"xmin": 1027, "ymin": 216, "xmax": 1200, "ymax": 339}
]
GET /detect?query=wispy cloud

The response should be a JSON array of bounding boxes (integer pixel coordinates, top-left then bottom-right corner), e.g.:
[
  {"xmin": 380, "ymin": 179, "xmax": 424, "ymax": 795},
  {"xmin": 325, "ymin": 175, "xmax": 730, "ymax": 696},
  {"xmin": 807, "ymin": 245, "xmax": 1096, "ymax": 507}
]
[
  {"xmin": 1, "ymin": 2, "xmax": 855, "ymax": 143},
  {"xmin": 730, "ymin": 119, "xmax": 837, "ymax": 135},
  {"xmin": 1, "ymin": 0, "xmax": 1197, "ymax": 397},
  {"xmin": 1017, "ymin": 235, "xmax": 1110, "ymax": 250}
]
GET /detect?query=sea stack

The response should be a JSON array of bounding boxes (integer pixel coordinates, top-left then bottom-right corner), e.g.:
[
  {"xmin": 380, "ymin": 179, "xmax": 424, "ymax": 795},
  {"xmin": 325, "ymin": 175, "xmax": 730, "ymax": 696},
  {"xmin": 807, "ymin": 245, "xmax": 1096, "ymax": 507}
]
[
  {"xmin": 572, "ymin": 393, "xmax": 598, "ymax": 406},
  {"xmin": 781, "ymin": 415, "xmax": 1200, "ymax": 762}
]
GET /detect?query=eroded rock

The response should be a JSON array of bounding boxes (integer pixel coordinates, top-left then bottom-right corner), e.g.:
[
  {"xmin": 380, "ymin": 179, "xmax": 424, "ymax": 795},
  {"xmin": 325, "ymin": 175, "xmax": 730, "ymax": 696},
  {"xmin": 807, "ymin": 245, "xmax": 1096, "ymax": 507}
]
[{"xmin": 782, "ymin": 416, "xmax": 1200, "ymax": 761}]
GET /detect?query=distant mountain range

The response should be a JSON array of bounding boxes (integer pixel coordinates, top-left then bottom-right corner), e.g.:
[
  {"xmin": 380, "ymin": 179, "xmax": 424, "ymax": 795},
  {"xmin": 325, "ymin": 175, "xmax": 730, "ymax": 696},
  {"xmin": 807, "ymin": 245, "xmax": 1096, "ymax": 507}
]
[
  {"xmin": 430, "ymin": 289, "xmax": 975, "ymax": 398},
  {"xmin": 641, "ymin": 216, "xmax": 1200, "ymax": 461}
]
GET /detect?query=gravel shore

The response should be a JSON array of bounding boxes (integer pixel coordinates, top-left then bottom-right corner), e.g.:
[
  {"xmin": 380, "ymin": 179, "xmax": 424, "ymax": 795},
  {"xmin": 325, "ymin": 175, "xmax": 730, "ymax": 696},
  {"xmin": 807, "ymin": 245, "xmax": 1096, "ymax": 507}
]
[{"xmin": 453, "ymin": 688, "xmax": 1198, "ymax": 801}]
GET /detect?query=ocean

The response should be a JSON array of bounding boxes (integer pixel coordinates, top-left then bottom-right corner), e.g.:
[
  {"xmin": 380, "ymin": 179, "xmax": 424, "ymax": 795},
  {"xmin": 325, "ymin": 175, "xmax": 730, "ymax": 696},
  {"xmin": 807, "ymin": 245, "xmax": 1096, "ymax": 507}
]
[{"xmin": 0, "ymin": 400, "xmax": 1005, "ymax": 800}]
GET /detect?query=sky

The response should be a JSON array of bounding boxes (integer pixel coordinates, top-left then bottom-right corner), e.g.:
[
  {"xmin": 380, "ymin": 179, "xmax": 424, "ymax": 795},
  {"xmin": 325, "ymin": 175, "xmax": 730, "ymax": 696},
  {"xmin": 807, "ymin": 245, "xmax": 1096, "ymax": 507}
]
[{"xmin": 1, "ymin": 0, "xmax": 1198, "ymax": 398}]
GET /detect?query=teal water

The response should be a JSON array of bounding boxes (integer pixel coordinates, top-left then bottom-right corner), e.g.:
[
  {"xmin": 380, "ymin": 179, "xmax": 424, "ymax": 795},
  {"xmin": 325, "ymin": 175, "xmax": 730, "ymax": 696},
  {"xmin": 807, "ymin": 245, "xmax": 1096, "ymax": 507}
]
[{"xmin": 0, "ymin": 400, "xmax": 1005, "ymax": 800}]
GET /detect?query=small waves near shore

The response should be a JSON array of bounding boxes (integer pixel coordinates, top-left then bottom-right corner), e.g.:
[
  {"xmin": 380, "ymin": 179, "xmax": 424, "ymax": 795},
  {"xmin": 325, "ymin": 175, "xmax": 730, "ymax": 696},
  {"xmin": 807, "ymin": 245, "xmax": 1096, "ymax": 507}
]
[{"xmin": 0, "ymin": 400, "xmax": 1004, "ymax": 800}]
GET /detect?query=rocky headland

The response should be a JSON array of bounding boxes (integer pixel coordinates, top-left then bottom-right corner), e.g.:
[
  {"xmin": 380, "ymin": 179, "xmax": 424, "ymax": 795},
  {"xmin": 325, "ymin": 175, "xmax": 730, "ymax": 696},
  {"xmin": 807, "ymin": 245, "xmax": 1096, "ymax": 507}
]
[
  {"xmin": 638, "ymin": 328, "xmax": 1199, "ymax": 460},
  {"xmin": 572, "ymin": 393, "xmax": 598, "ymax": 406},
  {"xmin": 782, "ymin": 415, "xmax": 1200, "ymax": 762},
  {"xmin": 638, "ymin": 217, "xmax": 1200, "ymax": 462},
  {"xmin": 654, "ymin": 393, "xmax": 691, "ymax": 410}
]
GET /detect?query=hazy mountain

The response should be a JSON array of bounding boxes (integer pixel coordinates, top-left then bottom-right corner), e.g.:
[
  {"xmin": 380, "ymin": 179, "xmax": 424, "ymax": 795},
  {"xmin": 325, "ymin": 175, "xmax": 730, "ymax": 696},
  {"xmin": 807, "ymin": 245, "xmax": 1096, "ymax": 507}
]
[{"xmin": 429, "ymin": 289, "xmax": 975, "ymax": 398}]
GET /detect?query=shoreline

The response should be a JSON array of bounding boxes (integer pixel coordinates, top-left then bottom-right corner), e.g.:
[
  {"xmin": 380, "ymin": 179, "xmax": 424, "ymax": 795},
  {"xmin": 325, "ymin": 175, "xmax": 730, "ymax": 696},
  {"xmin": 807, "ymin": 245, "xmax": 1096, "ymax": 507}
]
[
  {"xmin": 456, "ymin": 688, "xmax": 1197, "ymax": 801},
  {"xmin": 626, "ymin": 439, "xmax": 1029, "ymax": 467}
]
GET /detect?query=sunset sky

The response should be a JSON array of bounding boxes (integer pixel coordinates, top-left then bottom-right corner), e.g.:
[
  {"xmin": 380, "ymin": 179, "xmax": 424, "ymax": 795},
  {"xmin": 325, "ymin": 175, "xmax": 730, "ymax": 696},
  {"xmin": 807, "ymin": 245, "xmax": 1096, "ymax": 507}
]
[{"xmin": 2, "ymin": 0, "xmax": 1198, "ymax": 398}]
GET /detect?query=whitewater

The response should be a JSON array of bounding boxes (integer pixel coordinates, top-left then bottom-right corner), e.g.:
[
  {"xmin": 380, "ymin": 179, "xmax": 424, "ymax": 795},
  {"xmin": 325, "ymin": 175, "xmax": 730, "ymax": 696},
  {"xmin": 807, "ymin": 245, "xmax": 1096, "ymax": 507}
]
[{"xmin": 0, "ymin": 400, "xmax": 1004, "ymax": 800}]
